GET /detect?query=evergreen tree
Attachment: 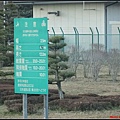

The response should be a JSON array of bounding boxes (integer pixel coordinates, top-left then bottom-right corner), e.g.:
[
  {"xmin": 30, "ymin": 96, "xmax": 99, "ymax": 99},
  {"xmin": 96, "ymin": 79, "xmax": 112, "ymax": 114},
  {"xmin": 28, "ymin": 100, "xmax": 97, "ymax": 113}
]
[
  {"xmin": 0, "ymin": 2, "xmax": 33, "ymax": 66},
  {"xmin": 4, "ymin": 3, "xmax": 18, "ymax": 46},
  {"xmin": 48, "ymin": 36, "xmax": 75, "ymax": 99},
  {"xmin": 0, "ymin": 3, "xmax": 18, "ymax": 66},
  {"xmin": 17, "ymin": 4, "xmax": 33, "ymax": 18},
  {"xmin": 0, "ymin": 9, "xmax": 5, "ymax": 45},
  {"xmin": 5, "ymin": 3, "xmax": 19, "ymax": 66}
]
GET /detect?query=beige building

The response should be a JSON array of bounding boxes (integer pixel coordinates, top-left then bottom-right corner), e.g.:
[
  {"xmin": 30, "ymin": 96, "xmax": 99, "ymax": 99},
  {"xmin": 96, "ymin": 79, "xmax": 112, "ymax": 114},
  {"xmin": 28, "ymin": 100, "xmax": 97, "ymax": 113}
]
[
  {"xmin": 12, "ymin": 1, "xmax": 120, "ymax": 50},
  {"xmin": 33, "ymin": 2, "xmax": 105, "ymax": 34}
]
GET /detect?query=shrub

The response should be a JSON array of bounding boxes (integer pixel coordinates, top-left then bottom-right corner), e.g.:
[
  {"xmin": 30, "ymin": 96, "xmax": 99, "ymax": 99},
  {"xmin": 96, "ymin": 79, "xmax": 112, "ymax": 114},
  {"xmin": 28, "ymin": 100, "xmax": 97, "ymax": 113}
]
[
  {"xmin": 2, "ymin": 94, "xmax": 22, "ymax": 101},
  {"xmin": 7, "ymin": 103, "xmax": 22, "ymax": 113},
  {"xmin": 27, "ymin": 95, "xmax": 43, "ymax": 104},
  {"xmin": 4, "ymin": 99, "xmax": 22, "ymax": 107}
]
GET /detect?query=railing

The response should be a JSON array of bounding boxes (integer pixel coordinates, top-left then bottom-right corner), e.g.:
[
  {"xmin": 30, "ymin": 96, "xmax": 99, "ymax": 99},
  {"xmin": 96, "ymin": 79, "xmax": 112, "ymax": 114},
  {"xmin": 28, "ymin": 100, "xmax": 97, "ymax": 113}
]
[{"xmin": 49, "ymin": 27, "xmax": 120, "ymax": 53}]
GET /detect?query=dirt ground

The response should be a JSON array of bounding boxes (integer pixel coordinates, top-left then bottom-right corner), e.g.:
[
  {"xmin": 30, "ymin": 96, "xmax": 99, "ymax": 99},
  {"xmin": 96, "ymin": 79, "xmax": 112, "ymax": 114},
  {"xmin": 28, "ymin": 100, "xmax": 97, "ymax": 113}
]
[{"xmin": 0, "ymin": 78, "xmax": 120, "ymax": 115}]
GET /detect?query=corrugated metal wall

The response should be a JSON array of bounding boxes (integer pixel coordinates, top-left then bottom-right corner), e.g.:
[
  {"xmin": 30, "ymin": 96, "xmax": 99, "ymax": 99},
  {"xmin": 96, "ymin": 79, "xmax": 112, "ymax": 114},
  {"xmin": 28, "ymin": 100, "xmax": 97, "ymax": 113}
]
[{"xmin": 33, "ymin": 2, "xmax": 105, "ymax": 34}]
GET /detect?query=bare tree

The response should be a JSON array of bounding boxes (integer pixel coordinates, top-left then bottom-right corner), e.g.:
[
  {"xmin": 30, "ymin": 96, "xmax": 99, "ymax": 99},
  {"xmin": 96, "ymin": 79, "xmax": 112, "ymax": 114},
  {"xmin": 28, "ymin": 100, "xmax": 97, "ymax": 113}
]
[
  {"xmin": 89, "ymin": 44, "xmax": 106, "ymax": 81},
  {"xmin": 81, "ymin": 49, "xmax": 91, "ymax": 78},
  {"xmin": 106, "ymin": 49, "xmax": 120, "ymax": 82},
  {"xmin": 67, "ymin": 45, "xmax": 82, "ymax": 78}
]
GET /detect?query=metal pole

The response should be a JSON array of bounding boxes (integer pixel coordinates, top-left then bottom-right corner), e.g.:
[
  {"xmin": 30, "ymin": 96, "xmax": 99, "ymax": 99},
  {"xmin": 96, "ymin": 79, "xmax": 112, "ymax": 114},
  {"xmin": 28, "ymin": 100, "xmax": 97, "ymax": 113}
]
[
  {"xmin": 23, "ymin": 94, "xmax": 27, "ymax": 119},
  {"xmin": 89, "ymin": 27, "xmax": 94, "ymax": 54},
  {"xmin": 44, "ymin": 94, "xmax": 48, "ymax": 119},
  {"xmin": 89, "ymin": 27, "xmax": 94, "ymax": 67},
  {"xmin": 117, "ymin": 27, "xmax": 120, "ymax": 50},
  {"xmin": 96, "ymin": 27, "xmax": 99, "ymax": 50},
  {"xmin": 52, "ymin": 27, "xmax": 55, "ymax": 36},
  {"xmin": 73, "ymin": 27, "xmax": 77, "ymax": 62},
  {"xmin": 75, "ymin": 27, "xmax": 80, "ymax": 52},
  {"xmin": 60, "ymin": 27, "xmax": 64, "ymax": 52},
  {"xmin": 73, "ymin": 27, "xmax": 77, "ymax": 49}
]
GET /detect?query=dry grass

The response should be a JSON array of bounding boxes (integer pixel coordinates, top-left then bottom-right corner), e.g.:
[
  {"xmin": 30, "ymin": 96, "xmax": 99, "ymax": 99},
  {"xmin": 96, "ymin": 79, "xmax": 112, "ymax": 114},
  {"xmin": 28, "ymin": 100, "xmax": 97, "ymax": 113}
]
[
  {"xmin": 0, "ymin": 65, "xmax": 120, "ymax": 119},
  {"xmin": 49, "ymin": 64, "xmax": 120, "ymax": 96},
  {"xmin": 0, "ymin": 105, "xmax": 120, "ymax": 119},
  {"xmin": 25, "ymin": 109, "xmax": 120, "ymax": 119},
  {"xmin": 58, "ymin": 76, "xmax": 120, "ymax": 96}
]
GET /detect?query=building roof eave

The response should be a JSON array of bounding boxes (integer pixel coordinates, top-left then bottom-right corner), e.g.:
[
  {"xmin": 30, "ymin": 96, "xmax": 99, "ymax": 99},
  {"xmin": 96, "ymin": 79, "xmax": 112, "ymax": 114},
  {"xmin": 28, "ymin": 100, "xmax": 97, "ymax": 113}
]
[{"xmin": 12, "ymin": 1, "xmax": 115, "ymax": 5}]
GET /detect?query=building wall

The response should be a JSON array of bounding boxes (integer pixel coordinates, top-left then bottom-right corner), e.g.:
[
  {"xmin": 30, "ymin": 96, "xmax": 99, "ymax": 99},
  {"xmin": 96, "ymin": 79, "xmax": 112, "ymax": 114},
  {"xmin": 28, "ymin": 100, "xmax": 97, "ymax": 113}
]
[
  {"xmin": 33, "ymin": 2, "xmax": 105, "ymax": 34},
  {"xmin": 107, "ymin": 3, "xmax": 120, "ymax": 50},
  {"xmin": 108, "ymin": 21, "xmax": 120, "ymax": 50},
  {"xmin": 107, "ymin": 3, "xmax": 120, "ymax": 34}
]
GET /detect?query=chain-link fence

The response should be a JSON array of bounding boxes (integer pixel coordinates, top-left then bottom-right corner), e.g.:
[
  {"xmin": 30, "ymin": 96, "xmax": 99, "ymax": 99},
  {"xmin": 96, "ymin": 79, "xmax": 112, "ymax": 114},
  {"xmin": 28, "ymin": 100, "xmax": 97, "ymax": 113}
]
[
  {"xmin": 49, "ymin": 33, "xmax": 120, "ymax": 53},
  {"xmin": 49, "ymin": 28, "xmax": 120, "ymax": 81}
]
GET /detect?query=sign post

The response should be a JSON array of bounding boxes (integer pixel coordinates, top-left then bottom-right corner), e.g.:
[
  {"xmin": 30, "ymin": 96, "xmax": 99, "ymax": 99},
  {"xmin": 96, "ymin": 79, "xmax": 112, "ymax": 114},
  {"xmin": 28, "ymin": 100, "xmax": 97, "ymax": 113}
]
[
  {"xmin": 23, "ymin": 94, "xmax": 27, "ymax": 118},
  {"xmin": 44, "ymin": 94, "xmax": 48, "ymax": 119},
  {"xmin": 14, "ymin": 18, "xmax": 48, "ymax": 119}
]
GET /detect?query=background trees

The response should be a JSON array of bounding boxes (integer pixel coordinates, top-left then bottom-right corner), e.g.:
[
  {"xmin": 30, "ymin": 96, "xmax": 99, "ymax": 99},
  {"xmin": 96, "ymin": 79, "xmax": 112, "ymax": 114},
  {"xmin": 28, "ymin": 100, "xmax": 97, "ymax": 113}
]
[
  {"xmin": 90, "ymin": 44, "xmax": 106, "ymax": 81},
  {"xmin": 67, "ymin": 45, "xmax": 82, "ymax": 78},
  {"xmin": 0, "ymin": 2, "xmax": 33, "ymax": 66},
  {"xmin": 106, "ymin": 49, "xmax": 120, "ymax": 82},
  {"xmin": 17, "ymin": 4, "xmax": 33, "ymax": 18},
  {"xmin": 0, "ymin": 3, "xmax": 18, "ymax": 66}
]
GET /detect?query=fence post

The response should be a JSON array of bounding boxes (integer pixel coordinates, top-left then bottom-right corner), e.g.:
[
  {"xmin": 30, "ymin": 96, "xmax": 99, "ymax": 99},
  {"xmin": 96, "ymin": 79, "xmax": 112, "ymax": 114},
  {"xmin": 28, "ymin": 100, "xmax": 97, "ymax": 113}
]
[
  {"xmin": 73, "ymin": 27, "xmax": 79, "ymax": 51},
  {"xmin": 96, "ymin": 27, "xmax": 99, "ymax": 50},
  {"xmin": 73, "ymin": 27, "xmax": 77, "ymax": 48},
  {"xmin": 89, "ymin": 27, "xmax": 94, "ymax": 55},
  {"xmin": 73, "ymin": 27, "xmax": 78, "ymax": 63},
  {"xmin": 117, "ymin": 27, "xmax": 120, "ymax": 50},
  {"xmin": 52, "ymin": 27, "xmax": 55, "ymax": 36},
  {"xmin": 60, "ymin": 27, "xmax": 64, "ymax": 52},
  {"xmin": 75, "ymin": 27, "xmax": 80, "ymax": 52}
]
